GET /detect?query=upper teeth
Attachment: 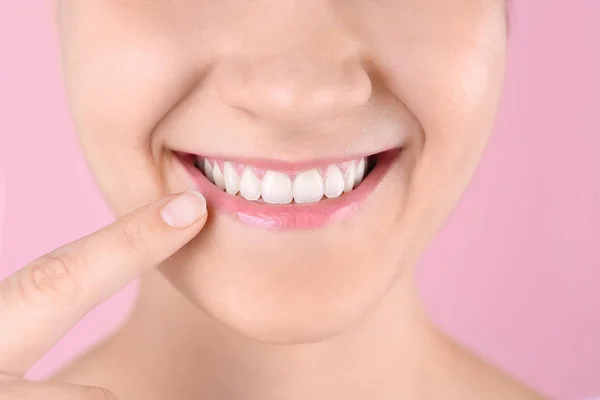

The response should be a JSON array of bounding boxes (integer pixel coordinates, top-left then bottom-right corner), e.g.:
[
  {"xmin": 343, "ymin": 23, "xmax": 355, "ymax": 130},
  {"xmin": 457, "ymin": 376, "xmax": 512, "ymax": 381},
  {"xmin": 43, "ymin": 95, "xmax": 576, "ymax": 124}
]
[{"xmin": 197, "ymin": 157, "xmax": 368, "ymax": 204}]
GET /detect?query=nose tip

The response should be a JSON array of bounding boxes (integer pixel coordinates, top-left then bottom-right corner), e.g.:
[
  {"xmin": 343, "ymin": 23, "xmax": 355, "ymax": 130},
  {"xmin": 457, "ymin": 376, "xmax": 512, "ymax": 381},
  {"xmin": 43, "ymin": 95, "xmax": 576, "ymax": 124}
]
[{"xmin": 215, "ymin": 55, "xmax": 372, "ymax": 125}]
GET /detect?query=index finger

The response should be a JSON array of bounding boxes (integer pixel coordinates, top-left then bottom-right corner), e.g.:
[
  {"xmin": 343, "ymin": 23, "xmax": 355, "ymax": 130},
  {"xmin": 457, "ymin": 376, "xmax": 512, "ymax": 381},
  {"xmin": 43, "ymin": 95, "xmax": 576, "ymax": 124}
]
[{"xmin": 0, "ymin": 190, "xmax": 207, "ymax": 377}]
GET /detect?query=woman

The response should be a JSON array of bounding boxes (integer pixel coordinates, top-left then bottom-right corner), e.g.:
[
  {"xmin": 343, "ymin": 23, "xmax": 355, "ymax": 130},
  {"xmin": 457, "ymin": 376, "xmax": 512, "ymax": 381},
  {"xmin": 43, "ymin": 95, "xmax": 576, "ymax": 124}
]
[{"xmin": 0, "ymin": 1, "xmax": 548, "ymax": 399}]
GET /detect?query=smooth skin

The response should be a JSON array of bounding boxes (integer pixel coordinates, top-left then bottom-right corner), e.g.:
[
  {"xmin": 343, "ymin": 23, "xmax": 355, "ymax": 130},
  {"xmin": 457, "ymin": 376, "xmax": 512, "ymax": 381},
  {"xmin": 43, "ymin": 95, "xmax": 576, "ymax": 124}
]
[{"xmin": 2, "ymin": 0, "xmax": 549, "ymax": 399}]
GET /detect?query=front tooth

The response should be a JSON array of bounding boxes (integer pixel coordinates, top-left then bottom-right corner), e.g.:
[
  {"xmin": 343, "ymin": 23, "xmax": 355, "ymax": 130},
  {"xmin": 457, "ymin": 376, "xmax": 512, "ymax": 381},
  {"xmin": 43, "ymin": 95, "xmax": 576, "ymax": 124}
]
[
  {"xmin": 213, "ymin": 162, "xmax": 226, "ymax": 190},
  {"xmin": 261, "ymin": 171, "xmax": 293, "ymax": 204},
  {"xmin": 343, "ymin": 161, "xmax": 356, "ymax": 193},
  {"xmin": 354, "ymin": 158, "xmax": 366, "ymax": 188},
  {"xmin": 203, "ymin": 159, "xmax": 214, "ymax": 183},
  {"xmin": 239, "ymin": 167, "xmax": 261, "ymax": 201},
  {"xmin": 293, "ymin": 169, "xmax": 324, "ymax": 204},
  {"xmin": 224, "ymin": 162, "xmax": 240, "ymax": 195},
  {"xmin": 324, "ymin": 165, "xmax": 344, "ymax": 198}
]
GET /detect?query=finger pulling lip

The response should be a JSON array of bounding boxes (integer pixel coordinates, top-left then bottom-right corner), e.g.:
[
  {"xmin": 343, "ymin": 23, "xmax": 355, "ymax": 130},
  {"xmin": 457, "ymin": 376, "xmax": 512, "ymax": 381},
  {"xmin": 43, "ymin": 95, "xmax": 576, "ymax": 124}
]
[{"xmin": 175, "ymin": 150, "xmax": 401, "ymax": 230}]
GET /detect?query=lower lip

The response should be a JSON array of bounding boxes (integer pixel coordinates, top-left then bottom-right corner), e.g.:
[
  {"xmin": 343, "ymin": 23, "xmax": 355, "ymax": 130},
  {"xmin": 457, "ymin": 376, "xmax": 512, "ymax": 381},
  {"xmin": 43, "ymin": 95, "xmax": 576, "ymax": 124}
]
[{"xmin": 178, "ymin": 151, "xmax": 399, "ymax": 230}]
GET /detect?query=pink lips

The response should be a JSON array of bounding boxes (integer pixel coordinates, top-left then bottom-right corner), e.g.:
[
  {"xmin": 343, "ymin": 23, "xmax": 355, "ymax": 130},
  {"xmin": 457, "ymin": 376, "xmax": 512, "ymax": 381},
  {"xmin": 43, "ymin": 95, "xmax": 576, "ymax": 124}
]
[{"xmin": 178, "ymin": 151, "xmax": 399, "ymax": 230}]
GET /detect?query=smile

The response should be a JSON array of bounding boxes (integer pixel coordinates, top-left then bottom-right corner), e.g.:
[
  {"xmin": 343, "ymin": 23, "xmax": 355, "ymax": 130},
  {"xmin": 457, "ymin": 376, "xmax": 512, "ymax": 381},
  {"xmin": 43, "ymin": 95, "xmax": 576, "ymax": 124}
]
[{"xmin": 176, "ymin": 150, "xmax": 400, "ymax": 230}]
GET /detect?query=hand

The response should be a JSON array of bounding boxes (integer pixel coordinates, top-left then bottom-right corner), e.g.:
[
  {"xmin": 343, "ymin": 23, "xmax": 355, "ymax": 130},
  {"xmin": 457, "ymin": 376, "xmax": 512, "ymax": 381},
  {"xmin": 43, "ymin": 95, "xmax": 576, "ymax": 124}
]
[{"xmin": 0, "ymin": 191, "xmax": 207, "ymax": 399}]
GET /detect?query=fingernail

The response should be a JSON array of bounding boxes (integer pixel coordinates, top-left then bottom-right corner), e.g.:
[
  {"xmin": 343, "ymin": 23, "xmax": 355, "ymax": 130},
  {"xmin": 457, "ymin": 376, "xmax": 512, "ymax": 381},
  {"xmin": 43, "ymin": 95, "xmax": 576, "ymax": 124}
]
[{"xmin": 160, "ymin": 191, "xmax": 207, "ymax": 228}]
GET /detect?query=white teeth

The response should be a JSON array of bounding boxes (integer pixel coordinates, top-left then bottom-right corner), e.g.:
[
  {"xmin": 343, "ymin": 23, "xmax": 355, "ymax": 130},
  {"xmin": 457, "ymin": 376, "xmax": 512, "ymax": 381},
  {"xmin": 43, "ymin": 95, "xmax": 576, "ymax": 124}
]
[
  {"xmin": 261, "ymin": 171, "xmax": 294, "ymax": 204},
  {"xmin": 239, "ymin": 167, "xmax": 261, "ymax": 201},
  {"xmin": 324, "ymin": 165, "xmax": 344, "ymax": 199},
  {"xmin": 198, "ymin": 157, "xmax": 370, "ymax": 203},
  {"xmin": 293, "ymin": 169, "xmax": 324, "ymax": 204},
  {"xmin": 223, "ymin": 161, "xmax": 240, "ymax": 195},
  {"xmin": 203, "ymin": 159, "xmax": 214, "ymax": 183},
  {"xmin": 343, "ymin": 161, "xmax": 356, "ymax": 193},
  {"xmin": 354, "ymin": 158, "xmax": 366, "ymax": 188},
  {"xmin": 213, "ymin": 163, "xmax": 226, "ymax": 190}
]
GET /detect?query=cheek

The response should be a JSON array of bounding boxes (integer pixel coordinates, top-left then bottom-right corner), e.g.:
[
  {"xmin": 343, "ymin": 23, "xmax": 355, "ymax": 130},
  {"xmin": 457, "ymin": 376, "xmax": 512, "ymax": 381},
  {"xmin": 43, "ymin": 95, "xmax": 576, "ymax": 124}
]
[
  {"xmin": 60, "ymin": 33, "xmax": 205, "ymax": 214},
  {"xmin": 65, "ymin": 54, "xmax": 186, "ymax": 145},
  {"xmin": 379, "ymin": 43, "xmax": 507, "ymax": 198},
  {"xmin": 428, "ymin": 46, "xmax": 506, "ymax": 142},
  {"xmin": 358, "ymin": 4, "xmax": 507, "ymax": 149},
  {"xmin": 360, "ymin": 14, "xmax": 507, "ymax": 268},
  {"xmin": 64, "ymin": 58, "xmax": 175, "ymax": 217},
  {"xmin": 58, "ymin": 7, "xmax": 203, "ymax": 156}
]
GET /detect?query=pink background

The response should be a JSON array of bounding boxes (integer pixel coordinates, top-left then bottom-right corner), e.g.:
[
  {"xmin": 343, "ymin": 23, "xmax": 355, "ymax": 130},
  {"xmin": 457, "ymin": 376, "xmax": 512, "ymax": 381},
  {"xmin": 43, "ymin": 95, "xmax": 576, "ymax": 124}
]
[
  {"xmin": 1, "ymin": 1, "xmax": 599, "ymax": 399},
  {"xmin": 0, "ymin": 165, "xmax": 4, "ymax": 262}
]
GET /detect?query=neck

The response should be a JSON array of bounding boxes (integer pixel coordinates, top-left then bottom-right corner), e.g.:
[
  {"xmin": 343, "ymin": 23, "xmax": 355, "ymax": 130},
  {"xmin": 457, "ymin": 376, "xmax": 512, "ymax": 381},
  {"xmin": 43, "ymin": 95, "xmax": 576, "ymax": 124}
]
[{"xmin": 105, "ymin": 268, "xmax": 459, "ymax": 400}]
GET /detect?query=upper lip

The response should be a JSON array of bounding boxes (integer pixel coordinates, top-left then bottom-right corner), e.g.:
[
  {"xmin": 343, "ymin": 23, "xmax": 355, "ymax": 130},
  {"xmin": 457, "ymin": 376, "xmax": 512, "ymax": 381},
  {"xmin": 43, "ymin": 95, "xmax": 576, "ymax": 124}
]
[
  {"xmin": 178, "ymin": 151, "xmax": 385, "ymax": 174},
  {"xmin": 160, "ymin": 122, "xmax": 410, "ymax": 171},
  {"xmin": 160, "ymin": 122, "xmax": 409, "ymax": 171}
]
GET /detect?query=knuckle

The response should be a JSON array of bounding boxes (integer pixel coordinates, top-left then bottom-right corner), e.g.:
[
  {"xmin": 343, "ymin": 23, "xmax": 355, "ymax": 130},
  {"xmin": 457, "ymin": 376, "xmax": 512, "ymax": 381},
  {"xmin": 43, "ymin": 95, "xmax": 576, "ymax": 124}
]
[
  {"xmin": 7, "ymin": 250, "xmax": 84, "ymax": 309},
  {"xmin": 116, "ymin": 216, "xmax": 148, "ymax": 257}
]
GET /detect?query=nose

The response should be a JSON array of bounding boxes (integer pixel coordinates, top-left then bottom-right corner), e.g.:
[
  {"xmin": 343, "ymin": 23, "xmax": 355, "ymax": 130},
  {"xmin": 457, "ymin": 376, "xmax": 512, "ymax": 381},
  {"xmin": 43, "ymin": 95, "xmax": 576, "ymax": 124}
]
[{"xmin": 214, "ymin": 10, "xmax": 372, "ymax": 127}]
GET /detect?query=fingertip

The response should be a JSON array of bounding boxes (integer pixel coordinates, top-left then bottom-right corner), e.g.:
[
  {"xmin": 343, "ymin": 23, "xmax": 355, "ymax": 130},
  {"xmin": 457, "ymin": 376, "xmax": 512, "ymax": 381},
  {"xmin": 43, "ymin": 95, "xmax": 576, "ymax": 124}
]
[
  {"xmin": 187, "ymin": 190, "xmax": 207, "ymax": 215},
  {"xmin": 160, "ymin": 191, "xmax": 207, "ymax": 229}
]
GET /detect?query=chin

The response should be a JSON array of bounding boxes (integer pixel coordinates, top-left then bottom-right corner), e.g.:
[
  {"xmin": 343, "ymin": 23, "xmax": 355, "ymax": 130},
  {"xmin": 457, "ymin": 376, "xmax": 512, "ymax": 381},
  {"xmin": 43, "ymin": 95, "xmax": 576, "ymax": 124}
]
[{"xmin": 158, "ymin": 228, "xmax": 405, "ymax": 344}]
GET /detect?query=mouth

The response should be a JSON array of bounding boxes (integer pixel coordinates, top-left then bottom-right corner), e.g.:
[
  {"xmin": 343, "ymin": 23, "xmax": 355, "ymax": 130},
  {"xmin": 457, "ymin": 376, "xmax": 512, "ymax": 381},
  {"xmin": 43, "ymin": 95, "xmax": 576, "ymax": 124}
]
[{"xmin": 175, "ymin": 149, "xmax": 401, "ymax": 230}]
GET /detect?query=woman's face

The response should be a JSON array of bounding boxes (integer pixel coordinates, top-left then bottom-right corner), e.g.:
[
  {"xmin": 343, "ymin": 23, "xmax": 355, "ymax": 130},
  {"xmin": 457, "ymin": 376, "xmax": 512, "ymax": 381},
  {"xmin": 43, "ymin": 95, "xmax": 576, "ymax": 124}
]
[{"xmin": 56, "ymin": 1, "xmax": 507, "ymax": 343}]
